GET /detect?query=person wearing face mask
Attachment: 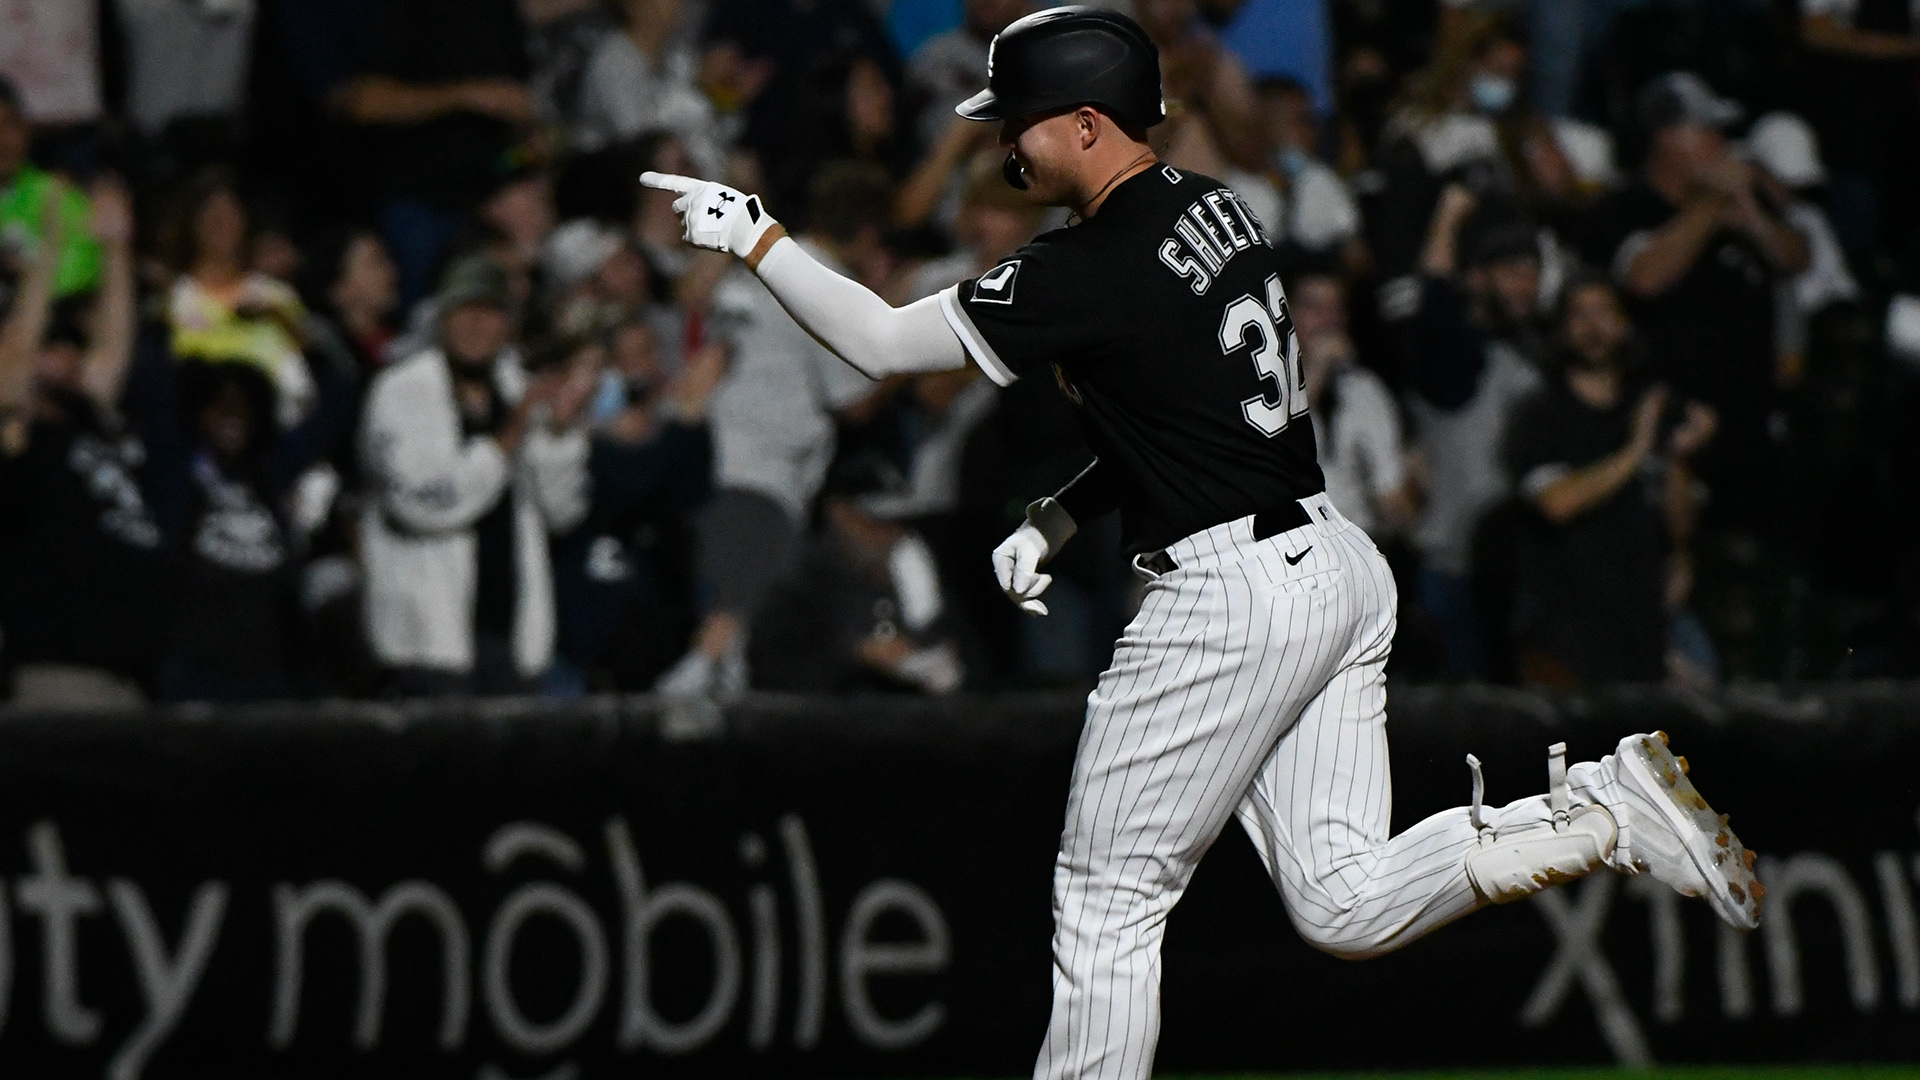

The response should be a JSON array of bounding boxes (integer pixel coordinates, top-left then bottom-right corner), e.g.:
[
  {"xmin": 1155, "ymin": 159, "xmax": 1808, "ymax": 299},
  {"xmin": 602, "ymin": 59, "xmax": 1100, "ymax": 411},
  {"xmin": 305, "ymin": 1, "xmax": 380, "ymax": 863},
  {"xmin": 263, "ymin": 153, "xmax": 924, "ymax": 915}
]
[
  {"xmin": 1505, "ymin": 273, "xmax": 1717, "ymax": 686},
  {"xmin": 1254, "ymin": 76, "xmax": 1364, "ymax": 266},
  {"xmin": 358, "ymin": 257, "xmax": 593, "ymax": 695},
  {"xmin": 1366, "ymin": 17, "xmax": 1529, "ymax": 297}
]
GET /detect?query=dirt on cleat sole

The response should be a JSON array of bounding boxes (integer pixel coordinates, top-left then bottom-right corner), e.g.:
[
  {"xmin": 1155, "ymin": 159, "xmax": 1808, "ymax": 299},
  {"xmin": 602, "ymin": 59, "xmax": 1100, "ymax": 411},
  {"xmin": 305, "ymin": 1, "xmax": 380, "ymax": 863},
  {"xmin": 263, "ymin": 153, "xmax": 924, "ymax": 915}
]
[{"xmin": 1624, "ymin": 732, "xmax": 1764, "ymax": 930}]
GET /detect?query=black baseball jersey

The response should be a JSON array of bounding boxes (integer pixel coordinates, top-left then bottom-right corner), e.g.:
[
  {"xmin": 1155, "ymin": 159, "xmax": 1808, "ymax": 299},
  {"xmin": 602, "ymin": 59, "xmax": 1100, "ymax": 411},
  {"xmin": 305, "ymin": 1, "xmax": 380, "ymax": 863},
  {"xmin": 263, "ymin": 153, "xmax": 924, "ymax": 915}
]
[{"xmin": 939, "ymin": 164, "xmax": 1324, "ymax": 553}]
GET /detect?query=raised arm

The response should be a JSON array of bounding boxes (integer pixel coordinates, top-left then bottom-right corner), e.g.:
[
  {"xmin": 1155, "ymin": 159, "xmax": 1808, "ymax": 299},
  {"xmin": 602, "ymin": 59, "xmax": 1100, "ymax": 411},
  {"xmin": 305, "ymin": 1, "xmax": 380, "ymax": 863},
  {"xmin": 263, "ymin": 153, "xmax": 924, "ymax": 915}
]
[
  {"xmin": 640, "ymin": 172, "xmax": 970, "ymax": 379},
  {"xmin": 0, "ymin": 189, "xmax": 64, "ymax": 414},
  {"xmin": 80, "ymin": 179, "xmax": 137, "ymax": 415}
]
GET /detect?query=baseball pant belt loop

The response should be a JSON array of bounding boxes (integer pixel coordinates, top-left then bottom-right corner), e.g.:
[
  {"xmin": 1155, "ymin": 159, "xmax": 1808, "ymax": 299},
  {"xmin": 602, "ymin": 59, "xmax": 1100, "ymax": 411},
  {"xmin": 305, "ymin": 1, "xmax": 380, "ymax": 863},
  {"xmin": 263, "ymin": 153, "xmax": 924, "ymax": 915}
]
[{"xmin": 1133, "ymin": 491, "xmax": 1346, "ymax": 578}]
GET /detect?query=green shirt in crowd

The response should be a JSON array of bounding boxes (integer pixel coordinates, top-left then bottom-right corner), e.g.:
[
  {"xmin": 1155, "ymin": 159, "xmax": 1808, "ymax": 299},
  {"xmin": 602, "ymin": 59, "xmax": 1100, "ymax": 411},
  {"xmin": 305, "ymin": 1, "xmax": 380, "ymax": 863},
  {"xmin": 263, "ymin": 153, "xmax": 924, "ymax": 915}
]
[{"xmin": 0, "ymin": 165, "xmax": 102, "ymax": 298}]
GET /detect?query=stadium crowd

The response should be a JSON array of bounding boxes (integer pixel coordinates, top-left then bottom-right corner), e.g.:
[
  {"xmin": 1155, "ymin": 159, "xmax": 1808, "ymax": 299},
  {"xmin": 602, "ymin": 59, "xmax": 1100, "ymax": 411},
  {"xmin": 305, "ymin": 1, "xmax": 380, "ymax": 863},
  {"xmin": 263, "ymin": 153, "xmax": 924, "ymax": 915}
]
[{"xmin": 0, "ymin": 0, "xmax": 1917, "ymax": 706}]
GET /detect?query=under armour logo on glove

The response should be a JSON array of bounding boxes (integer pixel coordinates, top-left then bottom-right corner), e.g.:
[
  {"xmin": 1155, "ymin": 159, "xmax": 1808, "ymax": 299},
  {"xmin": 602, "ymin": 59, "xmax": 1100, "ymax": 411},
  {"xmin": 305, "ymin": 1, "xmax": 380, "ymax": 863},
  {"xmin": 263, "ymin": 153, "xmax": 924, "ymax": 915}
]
[{"xmin": 640, "ymin": 171, "xmax": 782, "ymax": 261}]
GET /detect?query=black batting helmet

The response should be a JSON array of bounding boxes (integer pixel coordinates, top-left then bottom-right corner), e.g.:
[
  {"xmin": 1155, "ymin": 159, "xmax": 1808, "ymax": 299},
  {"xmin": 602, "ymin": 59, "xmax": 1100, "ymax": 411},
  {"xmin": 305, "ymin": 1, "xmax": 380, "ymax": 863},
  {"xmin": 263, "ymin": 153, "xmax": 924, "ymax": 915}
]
[{"xmin": 955, "ymin": 6, "xmax": 1165, "ymax": 130}]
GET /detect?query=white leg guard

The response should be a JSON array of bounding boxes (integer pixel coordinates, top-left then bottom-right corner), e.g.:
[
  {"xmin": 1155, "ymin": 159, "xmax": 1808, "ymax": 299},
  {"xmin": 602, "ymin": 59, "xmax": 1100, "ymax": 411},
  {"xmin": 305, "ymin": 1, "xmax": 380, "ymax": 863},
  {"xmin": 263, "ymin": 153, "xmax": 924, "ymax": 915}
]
[{"xmin": 1462, "ymin": 742, "xmax": 1618, "ymax": 904}]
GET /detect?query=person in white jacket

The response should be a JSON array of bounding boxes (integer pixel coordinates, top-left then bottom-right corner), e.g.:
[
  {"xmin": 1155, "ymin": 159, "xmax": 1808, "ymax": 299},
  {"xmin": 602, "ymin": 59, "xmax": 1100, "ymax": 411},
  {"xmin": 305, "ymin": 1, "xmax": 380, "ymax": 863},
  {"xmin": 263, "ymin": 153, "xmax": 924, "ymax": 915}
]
[{"xmin": 359, "ymin": 257, "xmax": 592, "ymax": 694}]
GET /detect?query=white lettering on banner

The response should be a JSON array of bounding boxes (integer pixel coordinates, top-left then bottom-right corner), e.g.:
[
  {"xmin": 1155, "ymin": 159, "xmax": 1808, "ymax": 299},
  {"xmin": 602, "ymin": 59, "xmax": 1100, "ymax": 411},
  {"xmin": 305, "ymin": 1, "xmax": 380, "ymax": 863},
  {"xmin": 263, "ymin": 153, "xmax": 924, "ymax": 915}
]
[
  {"xmin": 0, "ymin": 815, "xmax": 957, "ymax": 1075},
  {"xmin": 839, "ymin": 880, "xmax": 951, "ymax": 1049},
  {"xmin": 485, "ymin": 885, "xmax": 609, "ymax": 1054},
  {"xmin": 269, "ymin": 880, "xmax": 471, "ymax": 1050},
  {"xmin": 483, "ymin": 823, "xmax": 607, "ymax": 1065},
  {"xmin": 1520, "ymin": 876, "xmax": 1653, "ymax": 1066},
  {"xmin": 1876, "ymin": 853, "xmax": 1920, "ymax": 1008},
  {"xmin": 1719, "ymin": 919, "xmax": 1755, "ymax": 1019},
  {"xmin": 741, "ymin": 834, "xmax": 781, "ymax": 1051},
  {"xmin": 16, "ymin": 820, "xmax": 104, "ymax": 1045},
  {"xmin": 0, "ymin": 881, "xmax": 10, "ymax": 1038},
  {"xmin": 607, "ymin": 817, "xmax": 742, "ymax": 1054},
  {"xmin": 781, "ymin": 814, "xmax": 829, "ymax": 1049},
  {"xmin": 106, "ymin": 880, "xmax": 228, "ymax": 1080},
  {"xmin": 1625, "ymin": 876, "xmax": 1684, "ymax": 1022},
  {"xmin": 1760, "ymin": 853, "xmax": 1880, "ymax": 1014}
]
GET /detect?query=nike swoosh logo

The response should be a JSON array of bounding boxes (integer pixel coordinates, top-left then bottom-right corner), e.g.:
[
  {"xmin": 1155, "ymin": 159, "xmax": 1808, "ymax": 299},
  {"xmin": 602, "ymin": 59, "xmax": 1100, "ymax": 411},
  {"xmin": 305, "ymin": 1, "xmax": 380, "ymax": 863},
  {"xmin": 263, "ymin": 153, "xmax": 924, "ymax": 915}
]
[{"xmin": 1285, "ymin": 547, "xmax": 1312, "ymax": 565}]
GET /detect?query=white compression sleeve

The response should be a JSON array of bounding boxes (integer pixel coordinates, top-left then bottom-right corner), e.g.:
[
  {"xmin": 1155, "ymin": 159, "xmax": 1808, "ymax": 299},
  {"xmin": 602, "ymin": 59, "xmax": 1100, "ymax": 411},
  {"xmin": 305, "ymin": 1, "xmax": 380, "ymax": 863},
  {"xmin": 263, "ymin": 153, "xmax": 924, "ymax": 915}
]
[{"xmin": 753, "ymin": 236, "xmax": 970, "ymax": 379}]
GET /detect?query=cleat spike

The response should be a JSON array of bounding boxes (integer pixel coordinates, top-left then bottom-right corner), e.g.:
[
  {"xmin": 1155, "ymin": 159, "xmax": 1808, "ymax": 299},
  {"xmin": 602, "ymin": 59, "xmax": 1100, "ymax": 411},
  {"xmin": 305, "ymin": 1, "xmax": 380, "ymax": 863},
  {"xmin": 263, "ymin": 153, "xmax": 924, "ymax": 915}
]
[
  {"xmin": 1655, "ymin": 730, "xmax": 1669, "ymax": 746},
  {"xmin": 1678, "ymin": 755, "xmax": 1690, "ymax": 774},
  {"xmin": 1744, "ymin": 849, "xmax": 1757, "ymax": 870}
]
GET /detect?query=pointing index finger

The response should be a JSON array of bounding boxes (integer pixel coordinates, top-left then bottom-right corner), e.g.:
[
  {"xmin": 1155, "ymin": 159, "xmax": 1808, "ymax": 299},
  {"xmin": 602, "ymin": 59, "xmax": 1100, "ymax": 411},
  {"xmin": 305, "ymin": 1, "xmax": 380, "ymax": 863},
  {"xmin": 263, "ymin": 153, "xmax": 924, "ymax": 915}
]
[{"xmin": 639, "ymin": 171, "xmax": 702, "ymax": 195}]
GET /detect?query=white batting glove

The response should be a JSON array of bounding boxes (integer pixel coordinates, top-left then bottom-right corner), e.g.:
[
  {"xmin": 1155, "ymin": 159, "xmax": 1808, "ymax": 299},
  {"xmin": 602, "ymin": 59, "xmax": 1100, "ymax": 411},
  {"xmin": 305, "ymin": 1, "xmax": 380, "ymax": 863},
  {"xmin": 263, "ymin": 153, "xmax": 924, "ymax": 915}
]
[
  {"xmin": 992, "ymin": 497, "xmax": 1079, "ymax": 617},
  {"xmin": 639, "ymin": 171, "xmax": 780, "ymax": 261}
]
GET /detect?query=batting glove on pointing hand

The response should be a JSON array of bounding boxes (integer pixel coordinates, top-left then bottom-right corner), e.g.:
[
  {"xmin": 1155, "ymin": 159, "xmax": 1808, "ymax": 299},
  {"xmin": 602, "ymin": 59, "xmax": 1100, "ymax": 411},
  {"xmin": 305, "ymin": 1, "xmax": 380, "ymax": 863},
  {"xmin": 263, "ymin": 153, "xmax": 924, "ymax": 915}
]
[
  {"xmin": 992, "ymin": 497, "xmax": 1079, "ymax": 617},
  {"xmin": 639, "ymin": 171, "xmax": 781, "ymax": 261}
]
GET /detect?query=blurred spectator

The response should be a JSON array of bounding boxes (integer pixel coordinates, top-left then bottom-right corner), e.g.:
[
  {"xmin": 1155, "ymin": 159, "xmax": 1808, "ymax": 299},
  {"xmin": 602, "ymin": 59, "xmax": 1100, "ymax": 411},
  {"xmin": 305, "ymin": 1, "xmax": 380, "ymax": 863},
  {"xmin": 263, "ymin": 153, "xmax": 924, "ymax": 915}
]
[
  {"xmin": 1138, "ymin": 0, "xmax": 1265, "ymax": 173},
  {"xmin": 1366, "ymin": 16, "xmax": 1525, "ymax": 291},
  {"xmin": 524, "ymin": 0, "xmax": 620, "ymax": 128},
  {"xmin": 1743, "ymin": 112, "xmax": 1861, "ymax": 369},
  {"xmin": 575, "ymin": 0, "xmax": 724, "ymax": 176},
  {"xmin": 751, "ymin": 453, "xmax": 965, "ymax": 694},
  {"xmin": 160, "ymin": 168, "xmax": 316, "ymax": 428},
  {"xmin": 0, "ymin": 79, "xmax": 102, "ymax": 299},
  {"xmin": 1797, "ymin": 0, "xmax": 1920, "ymax": 264},
  {"xmin": 546, "ymin": 218, "xmax": 668, "ymax": 343},
  {"xmin": 1581, "ymin": 73, "xmax": 1807, "ymax": 514},
  {"xmin": 655, "ymin": 165, "xmax": 887, "ymax": 698},
  {"xmin": 908, "ymin": 164, "xmax": 1043, "ymax": 296},
  {"xmin": 0, "ymin": 3, "xmax": 104, "ymax": 127},
  {"xmin": 0, "ymin": 179, "xmax": 160, "ymax": 707},
  {"xmin": 159, "ymin": 353, "xmax": 353, "ymax": 702},
  {"xmin": 703, "ymin": 0, "xmax": 898, "ymax": 201},
  {"xmin": 1256, "ymin": 76, "xmax": 1362, "ymax": 264},
  {"xmin": 1506, "ymin": 274, "xmax": 1717, "ymax": 685},
  {"xmin": 358, "ymin": 257, "xmax": 591, "ymax": 694},
  {"xmin": 769, "ymin": 51, "xmax": 914, "ymax": 226},
  {"xmin": 552, "ymin": 320, "xmax": 721, "ymax": 690},
  {"xmin": 338, "ymin": 0, "xmax": 535, "ymax": 307},
  {"xmin": 299, "ymin": 227, "xmax": 401, "ymax": 377},
  {"xmin": 1293, "ymin": 272, "xmax": 1414, "ymax": 538},
  {"xmin": 113, "ymin": 0, "xmax": 256, "ymax": 147},
  {"xmin": 1404, "ymin": 185, "xmax": 1546, "ymax": 677},
  {"xmin": 904, "ymin": 0, "xmax": 1028, "ymax": 149}
]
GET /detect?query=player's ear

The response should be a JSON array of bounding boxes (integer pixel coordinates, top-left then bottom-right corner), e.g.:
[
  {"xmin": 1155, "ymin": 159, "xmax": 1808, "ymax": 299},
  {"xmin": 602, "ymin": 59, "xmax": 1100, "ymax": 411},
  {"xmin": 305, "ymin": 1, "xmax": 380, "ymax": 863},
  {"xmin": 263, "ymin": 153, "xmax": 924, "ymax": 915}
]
[{"xmin": 1078, "ymin": 106, "xmax": 1101, "ymax": 149}]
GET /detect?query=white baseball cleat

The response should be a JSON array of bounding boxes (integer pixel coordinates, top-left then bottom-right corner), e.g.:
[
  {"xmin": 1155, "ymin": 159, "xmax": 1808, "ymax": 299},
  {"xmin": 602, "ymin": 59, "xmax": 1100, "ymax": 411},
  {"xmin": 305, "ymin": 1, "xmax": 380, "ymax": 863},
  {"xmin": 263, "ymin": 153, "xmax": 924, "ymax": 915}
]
[{"xmin": 1608, "ymin": 731, "xmax": 1763, "ymax": 931}]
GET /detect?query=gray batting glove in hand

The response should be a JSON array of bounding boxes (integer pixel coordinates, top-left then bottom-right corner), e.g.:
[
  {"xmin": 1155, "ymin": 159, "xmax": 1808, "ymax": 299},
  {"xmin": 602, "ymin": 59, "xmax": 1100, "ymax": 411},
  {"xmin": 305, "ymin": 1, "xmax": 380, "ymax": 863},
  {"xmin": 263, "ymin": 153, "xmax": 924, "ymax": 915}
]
[
  {"xmin": 992, "ymin": 497, "xmax": 1079, "ymax": 617},
  {"xmin": 639, "ymin": 171, "xmax": 781, "ymax": 261}
]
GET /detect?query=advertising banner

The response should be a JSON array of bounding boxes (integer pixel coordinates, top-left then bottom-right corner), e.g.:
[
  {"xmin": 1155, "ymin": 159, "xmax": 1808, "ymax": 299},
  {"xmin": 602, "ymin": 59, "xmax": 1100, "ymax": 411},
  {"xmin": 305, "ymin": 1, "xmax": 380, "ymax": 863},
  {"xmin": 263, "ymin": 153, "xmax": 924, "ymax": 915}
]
[{"xmin": 0, "ymin": 686, "xmax": 1915, "ymax": 1078}]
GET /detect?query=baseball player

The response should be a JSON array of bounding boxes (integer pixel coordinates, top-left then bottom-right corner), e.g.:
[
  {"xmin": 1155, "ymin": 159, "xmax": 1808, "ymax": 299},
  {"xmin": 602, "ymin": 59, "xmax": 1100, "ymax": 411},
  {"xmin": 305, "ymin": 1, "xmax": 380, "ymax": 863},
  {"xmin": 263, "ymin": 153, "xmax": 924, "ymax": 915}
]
[{"xmin": 641, "ymin": 9, "xmax": 1763, "ymax": 1077}]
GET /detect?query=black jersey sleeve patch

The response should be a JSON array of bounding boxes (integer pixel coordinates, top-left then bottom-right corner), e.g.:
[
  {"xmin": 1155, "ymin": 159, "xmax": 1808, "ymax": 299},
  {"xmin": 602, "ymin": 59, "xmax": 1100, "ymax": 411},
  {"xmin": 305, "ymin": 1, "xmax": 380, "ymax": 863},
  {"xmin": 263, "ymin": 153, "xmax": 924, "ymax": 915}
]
[{"xmin": 970, "ymin": 259, "xmax": 1021, "ymax": 304}]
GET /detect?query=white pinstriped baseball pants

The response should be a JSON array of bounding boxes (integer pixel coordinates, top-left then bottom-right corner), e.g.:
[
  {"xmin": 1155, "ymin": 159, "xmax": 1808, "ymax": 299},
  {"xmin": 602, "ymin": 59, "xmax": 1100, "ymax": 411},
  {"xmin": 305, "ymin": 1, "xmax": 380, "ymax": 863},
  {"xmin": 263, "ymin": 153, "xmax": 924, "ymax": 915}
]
[{"xmin": 1036, "ymin": 493, "xmax": 1616, "ymax": 1080}]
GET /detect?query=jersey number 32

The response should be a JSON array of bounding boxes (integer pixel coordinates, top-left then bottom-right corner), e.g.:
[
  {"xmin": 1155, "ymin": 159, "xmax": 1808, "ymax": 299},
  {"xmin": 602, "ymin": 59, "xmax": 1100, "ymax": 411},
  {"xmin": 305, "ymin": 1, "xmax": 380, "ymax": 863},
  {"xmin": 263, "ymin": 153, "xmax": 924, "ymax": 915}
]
[{"xmin": 1217, "ymin": 273, "xmax": 1307, "ymax": 437}]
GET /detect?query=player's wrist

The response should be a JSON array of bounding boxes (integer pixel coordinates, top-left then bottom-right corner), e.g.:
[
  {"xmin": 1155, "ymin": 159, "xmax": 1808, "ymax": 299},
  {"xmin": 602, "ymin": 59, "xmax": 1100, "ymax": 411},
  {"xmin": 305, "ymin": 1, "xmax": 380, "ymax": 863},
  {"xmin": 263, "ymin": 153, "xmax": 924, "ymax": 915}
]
[
  {"xmin": 1025, "ymin": 497, "xmax": 1078, "ymax": 556},
  {"xmin": 744, "ymin": 223, "xmax": 788, "ymax": 271}
]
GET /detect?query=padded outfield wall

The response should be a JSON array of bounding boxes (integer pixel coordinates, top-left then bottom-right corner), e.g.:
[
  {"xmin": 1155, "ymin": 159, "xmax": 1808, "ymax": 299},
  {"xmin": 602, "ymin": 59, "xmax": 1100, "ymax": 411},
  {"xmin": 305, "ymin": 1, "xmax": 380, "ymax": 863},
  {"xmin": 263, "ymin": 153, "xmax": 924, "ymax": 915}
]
[{"xmin": 0, "ymin": 685, "xmax": 1914, "ymax": 1078}]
